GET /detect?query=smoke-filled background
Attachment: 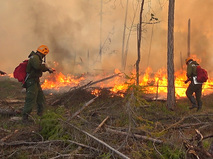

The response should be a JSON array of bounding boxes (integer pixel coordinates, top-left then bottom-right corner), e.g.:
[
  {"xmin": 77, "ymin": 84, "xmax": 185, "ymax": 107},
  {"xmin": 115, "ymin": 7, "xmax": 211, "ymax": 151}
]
[{"xmin": 0, "ymin": 0, "xmax": 212, "ymax": 76}]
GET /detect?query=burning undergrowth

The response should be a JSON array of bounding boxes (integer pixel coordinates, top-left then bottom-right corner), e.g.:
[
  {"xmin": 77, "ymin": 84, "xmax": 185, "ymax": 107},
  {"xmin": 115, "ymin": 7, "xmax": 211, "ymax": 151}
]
[
  {"xmin": 41, "ymin": 64, "xmax": 213, "ymax": 101},
  {"xmin": 49, "ymin": 85, "xmax": 124, "ymax": 108}
]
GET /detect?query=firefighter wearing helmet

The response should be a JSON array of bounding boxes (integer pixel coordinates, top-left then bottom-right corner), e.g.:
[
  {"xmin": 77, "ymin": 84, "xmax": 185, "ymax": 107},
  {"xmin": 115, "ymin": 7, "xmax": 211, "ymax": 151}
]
[
  {"xmin": 22, "ymin": 45, "xmax": 55, "ymax": 122},
  {"xmin": 184, "ymin": 57, "xmax": 202, "ymax": 111}
]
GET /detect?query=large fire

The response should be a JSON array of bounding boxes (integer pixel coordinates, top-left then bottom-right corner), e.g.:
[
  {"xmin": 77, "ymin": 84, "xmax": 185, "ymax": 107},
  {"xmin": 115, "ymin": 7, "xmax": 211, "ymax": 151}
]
[
  {"xmin": 3, "ymin": 61, "xmax": 212, "ymax": 98},
  {"xmin": 40, "ymin": 66, "xmax": 213, "ymax": 98}
]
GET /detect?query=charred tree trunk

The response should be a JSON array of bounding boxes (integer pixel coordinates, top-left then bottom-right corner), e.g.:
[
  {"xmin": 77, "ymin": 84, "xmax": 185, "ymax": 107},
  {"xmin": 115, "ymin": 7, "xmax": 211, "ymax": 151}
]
[
  {"xmin": 167, "ymin": 0, "xmax": 176, "ymax": 110},
  {"xmin": 136, "ymin": 0, "xmax": 145, "ymax": 86}
]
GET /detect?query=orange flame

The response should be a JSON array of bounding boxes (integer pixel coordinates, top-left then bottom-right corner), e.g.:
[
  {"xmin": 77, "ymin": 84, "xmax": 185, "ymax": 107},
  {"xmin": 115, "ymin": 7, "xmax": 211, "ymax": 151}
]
[
  {"xmin": 40, "ymin": 65, "xmax": 213, "ymax": 98},
  {"xmin": 91, "ymin": 89, "xmax": 101, "ymax": 96},
  {"xmin": 108, "ymin": 67, "xmax": 213, "ymax": 98},
  {"xmin": 41, "ymin": 72, "xmax": 85, "ymax": 90}
]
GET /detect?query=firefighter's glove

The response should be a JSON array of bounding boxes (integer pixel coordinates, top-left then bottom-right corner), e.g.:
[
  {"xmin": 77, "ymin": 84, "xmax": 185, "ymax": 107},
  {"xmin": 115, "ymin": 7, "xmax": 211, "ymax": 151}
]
[
  {"xmin": 48, "ymin": 68, "xmax": 55, "ymax": 74},
  {"xmin": 184, "ymin": 79, "xmax": 189, "ymax": 84}
]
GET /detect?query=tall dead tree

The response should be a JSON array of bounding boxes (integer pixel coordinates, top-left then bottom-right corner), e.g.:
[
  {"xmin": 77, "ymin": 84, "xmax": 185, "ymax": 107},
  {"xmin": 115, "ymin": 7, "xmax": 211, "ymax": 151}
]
[
  {"xmin": 187, "ymin": 18, "xmax": 191, "ymax": 57},
  {"xmin": 136, "ymin": 0, "xmax": 145, "ymax": 86},
  {"xmin": 99, "ymin": 0, "xmax": 103, "ymax": 61},
  {"xmin": 167, "ymin": 0, "xmax": 175, "ymax": 110},
  {"xmin": 121, "ymin": 0, "xmax": 129, "ymax": 71}
]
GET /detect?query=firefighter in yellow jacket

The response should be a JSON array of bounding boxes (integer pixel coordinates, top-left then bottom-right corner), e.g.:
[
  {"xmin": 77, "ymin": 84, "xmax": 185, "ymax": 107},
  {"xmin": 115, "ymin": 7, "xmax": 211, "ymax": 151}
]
[{"xmin": 23, "ymin": 45, "xmax": 54, "ymax": 122}]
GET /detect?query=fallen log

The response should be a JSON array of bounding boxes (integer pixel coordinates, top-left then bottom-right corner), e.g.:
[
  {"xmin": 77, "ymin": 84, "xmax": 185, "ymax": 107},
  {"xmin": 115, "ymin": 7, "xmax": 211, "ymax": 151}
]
[
  {"xmin": 93, "ymin": 116, "xmax": 109, "ymax": 134},
  {"xmin": 1, "ymin": 99, "xmax": 24, "ymax": 104},
  {"xmin": 68, "ymin": 96, "xmax": 98, "ymax": 121},
  {"xmin": 0, "ymin": 139, "xmax": 99, "ymax": 152},
  {"xmin": 184, "ymin": 129, "xmax": 213, "ymax": 159},
  {"xmin": 0, "ymin": 128, "xmax": 11, "ymax": 133},
  {"xmin": 105, "ymin": 127, "xmax": 163, "ymax": 144},
  {"xmin": 176, "ymin": 122, "xmax": 212, "ymax": 129},
  {"xmin": 1, "ymin": 130, "xmax": 18, "ymax": 142},
  {"xmin": 159, "ymin": 116, "xmax": 186, "ymax": 134},
  {"xmin": 0, "ymin": 108, "xmax": 20, "ymax": 116},
  {"xmin": 88, "ymin": 73, "xmax": 121, "ymax": 87},
  {"xmin": 63, "ymin": 121, "xmax": 131, "ymax": 159}
]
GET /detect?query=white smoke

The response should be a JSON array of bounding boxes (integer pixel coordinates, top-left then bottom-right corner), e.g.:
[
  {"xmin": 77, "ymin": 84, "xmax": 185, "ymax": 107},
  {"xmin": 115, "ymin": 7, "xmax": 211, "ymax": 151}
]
[{"xmin": 0, "ymin": 0, "xmax": 212, "ymax": 76}]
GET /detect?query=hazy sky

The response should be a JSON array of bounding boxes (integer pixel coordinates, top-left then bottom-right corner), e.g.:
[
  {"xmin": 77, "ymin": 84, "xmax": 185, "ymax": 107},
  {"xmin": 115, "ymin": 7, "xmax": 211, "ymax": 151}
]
[{"xmin": 0, "ymin": 0, "xmax": 212, "ymax": 76}]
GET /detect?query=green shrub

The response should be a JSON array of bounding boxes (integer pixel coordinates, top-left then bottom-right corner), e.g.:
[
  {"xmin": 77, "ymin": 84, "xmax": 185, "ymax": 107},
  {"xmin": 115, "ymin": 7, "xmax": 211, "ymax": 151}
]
[
  {"xmin": 39, "ymin": 108, "xmax": 68, "ymax": 140},
  {"xmin": 159, "ymin": 145, "xmax": 184, "ymax": 159},
  {"xmin": 97, "ymin": 152, "xmax": 111, "ymax": 159}
]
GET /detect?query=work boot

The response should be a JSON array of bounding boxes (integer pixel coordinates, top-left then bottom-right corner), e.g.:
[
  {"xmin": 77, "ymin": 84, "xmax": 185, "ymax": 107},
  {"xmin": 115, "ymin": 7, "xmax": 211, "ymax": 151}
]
[
  {"xmin": 188, "ymin": 96, "xmax": 198, "ymax": 110},
  {"xmin": 189, "ymin": 104, "xmax": 198, "ymax": 110},
  {"xmin": 197, "ymin": 102, "xmax": 202, "ymax": 112}
]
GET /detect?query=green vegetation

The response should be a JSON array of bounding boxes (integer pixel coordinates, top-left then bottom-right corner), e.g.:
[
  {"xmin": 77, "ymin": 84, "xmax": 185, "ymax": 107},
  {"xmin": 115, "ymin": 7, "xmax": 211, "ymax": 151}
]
[
  {"xmin": 159, "ymin": 145, "xmax": 184, "ymax": 159},
  {"xmin": 98, "ymin": 153, "xmax": 112, "ymax": 159},
  {"xmin": 39, "ymin": 108, "xmax": 68, "ymax": 140}
]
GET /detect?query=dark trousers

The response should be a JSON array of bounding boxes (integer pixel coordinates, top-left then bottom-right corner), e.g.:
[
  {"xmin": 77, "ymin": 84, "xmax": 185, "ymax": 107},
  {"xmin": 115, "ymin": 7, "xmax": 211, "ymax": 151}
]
[
  {"xmin": 186, "ymin": 82, "xmax": 202, "ymax": 108},
  {"xmin": 23, "ymin": 79, "xmax": 45, "ymax": 117}
]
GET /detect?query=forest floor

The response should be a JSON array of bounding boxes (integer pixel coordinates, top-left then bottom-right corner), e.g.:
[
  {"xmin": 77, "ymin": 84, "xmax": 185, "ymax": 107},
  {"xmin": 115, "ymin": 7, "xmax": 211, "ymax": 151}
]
[{"xmin": 0, "ymin": 77, "xmax": 213, "ymax": 159}]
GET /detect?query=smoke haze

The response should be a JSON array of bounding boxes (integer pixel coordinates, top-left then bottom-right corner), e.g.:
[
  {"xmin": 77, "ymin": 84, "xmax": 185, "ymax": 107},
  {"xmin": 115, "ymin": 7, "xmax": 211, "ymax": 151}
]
[{"xmin": 0, "ymin": 0, "xmax": 212, "ymax": 76}]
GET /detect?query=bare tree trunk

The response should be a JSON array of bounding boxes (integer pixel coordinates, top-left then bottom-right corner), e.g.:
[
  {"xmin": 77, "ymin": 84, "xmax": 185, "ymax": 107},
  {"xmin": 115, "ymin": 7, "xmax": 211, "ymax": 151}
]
[
  {"xmin": 180, "ymin": 51, "xmax": 183, "ymax": 71},
  {"xmin": 99, "ymin": 0, "xmax": 103, "ymax": 61},
  {"xmin": 123, "ymin": 2, "xmax": 140, "ymax": 71},
  {"xmin": 136, "ymin": 0, "xmax": 145, "ymax": 86},
  {"xmin": 121, "ymin": 0, "xmax": 129, "ymax": 71},
  {"xmin": 188, "ymin": 19, "xmax": 191, "ymax": 57},
  {"xmin": 167, "ymin": 0, "xmax": 175, "ymax": 110}
]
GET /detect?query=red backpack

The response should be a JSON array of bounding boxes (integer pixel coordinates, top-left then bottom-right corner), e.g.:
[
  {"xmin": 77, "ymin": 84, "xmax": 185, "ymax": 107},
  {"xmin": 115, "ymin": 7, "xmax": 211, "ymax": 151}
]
[
  {"xmin": 196, "ymin": 65, "xmax": 208, "ymax": 83},
  {"xmin": 13, "ymin": 60, "xmax": 28, "ymax": 84}
]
